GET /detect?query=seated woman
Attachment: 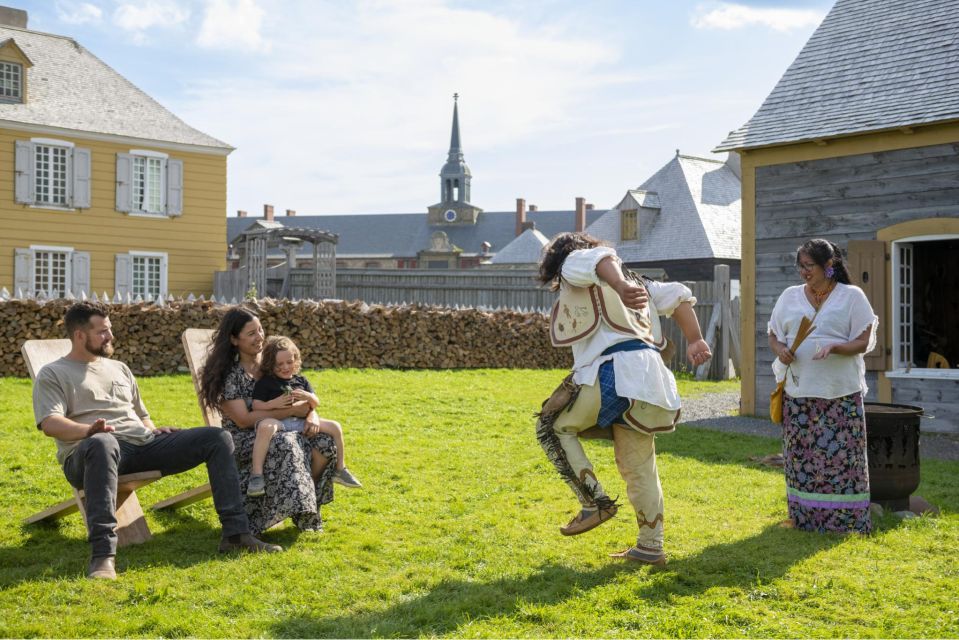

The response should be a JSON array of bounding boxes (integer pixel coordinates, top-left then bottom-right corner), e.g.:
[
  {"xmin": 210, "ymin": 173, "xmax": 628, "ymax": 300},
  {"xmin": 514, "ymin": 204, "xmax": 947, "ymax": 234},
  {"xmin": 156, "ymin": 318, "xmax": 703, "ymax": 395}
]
[{"xmin": 199, "ymin": 307, "xmax": 337, "ymax": 534}]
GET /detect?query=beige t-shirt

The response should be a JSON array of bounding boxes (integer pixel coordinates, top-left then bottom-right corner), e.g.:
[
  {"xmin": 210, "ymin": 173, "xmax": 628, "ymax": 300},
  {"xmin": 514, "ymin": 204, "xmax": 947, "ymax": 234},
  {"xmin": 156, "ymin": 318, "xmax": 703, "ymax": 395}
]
[{"xmin": 33, "ymin": 357, "xmax": 156, "ymax": 465}]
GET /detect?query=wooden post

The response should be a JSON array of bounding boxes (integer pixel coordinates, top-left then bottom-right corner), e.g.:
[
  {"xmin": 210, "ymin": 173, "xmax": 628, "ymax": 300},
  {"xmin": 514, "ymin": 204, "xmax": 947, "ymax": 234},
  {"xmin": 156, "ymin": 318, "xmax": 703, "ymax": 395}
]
[{"xmin": 715, "ymin": 264, "xmax": 732, "ymax": 379}]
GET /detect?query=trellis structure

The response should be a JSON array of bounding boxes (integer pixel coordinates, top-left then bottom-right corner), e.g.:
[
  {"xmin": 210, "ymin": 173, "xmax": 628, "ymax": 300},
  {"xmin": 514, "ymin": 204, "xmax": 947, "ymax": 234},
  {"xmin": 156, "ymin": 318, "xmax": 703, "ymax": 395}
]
[{"xmin": 231, "ymin": 226, "xmax": 338, "ymax": 299}]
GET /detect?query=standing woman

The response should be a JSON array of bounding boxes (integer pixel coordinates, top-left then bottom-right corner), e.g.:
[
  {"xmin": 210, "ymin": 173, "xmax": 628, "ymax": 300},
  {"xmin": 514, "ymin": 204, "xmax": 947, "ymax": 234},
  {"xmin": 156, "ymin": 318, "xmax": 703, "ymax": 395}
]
[
  {"xmin": 199, "ymin": 307, "xmax": 337, "ymax": 535},
  {"xmin": 767, "ymin": 239, "xmax": 878, "ymax": 534}
]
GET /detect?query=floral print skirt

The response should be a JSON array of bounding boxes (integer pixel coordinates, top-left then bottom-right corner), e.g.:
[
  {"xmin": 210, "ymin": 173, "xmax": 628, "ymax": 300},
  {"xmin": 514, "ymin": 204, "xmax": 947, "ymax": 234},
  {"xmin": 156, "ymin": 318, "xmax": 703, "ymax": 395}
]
[
  {"xmin": 228, "ymin": 427, "xmax": 337, "ymax": 535},
  {"xmin": 782, "ymin": 392, "xmax": 871, "ymax": 534}
]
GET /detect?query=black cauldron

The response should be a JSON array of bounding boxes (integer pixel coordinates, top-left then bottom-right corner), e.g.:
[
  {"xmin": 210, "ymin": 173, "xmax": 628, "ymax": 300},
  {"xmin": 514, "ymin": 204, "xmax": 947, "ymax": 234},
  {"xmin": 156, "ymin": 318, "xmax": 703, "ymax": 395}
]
[{"xmin": 865, "ymin": 402, "xmax": 923, "ymax": 511}]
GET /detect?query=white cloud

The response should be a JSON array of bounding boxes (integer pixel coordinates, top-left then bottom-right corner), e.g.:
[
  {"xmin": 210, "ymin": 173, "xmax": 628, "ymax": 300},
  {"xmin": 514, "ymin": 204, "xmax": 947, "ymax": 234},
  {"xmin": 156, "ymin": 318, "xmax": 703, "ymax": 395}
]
[
  {"xmin": 197, "ymin": 0, "xmax": 269, "ymax": 53},
  {"xmin": 176, "ymin": 0, "xmax": 625, "ymax": 213},
  {"xmin": 113, "ymin": 0, "xmax": 190, "ymax": 35},
  {"xmin": 55, "ymin": 1, "xmax": 103, "ymax": 25},
  {"xmin": 691, "ymin": 2, "xmax": 825, "ymax": 32}
]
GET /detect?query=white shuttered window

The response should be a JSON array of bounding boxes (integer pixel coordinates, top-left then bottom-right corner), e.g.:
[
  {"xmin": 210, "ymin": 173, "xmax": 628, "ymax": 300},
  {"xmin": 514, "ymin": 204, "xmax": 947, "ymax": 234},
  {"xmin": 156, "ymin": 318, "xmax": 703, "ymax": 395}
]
[
  {"xmin": 117, "ymin": 151, "xmax": 183, "ymax": 217},
  {"xmin": 33, "ymin": 249, "xmax": 70, "ymax": 297}
]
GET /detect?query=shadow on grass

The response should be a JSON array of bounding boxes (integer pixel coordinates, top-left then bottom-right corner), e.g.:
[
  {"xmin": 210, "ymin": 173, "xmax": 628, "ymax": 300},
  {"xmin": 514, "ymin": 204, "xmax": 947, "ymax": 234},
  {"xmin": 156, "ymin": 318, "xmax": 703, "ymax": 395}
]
[
  {"xmin": 267, "ymin": 520, "xmax": 864, "ymax": 637},
  {"xmin": 0, "ymin": 509, "xmax": 278, "ymax": 587}
]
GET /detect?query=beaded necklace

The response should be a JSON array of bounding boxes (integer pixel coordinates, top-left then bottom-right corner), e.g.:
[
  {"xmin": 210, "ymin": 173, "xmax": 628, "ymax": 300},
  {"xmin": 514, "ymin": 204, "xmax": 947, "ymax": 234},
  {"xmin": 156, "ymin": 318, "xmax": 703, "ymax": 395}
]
[{"xmin": 808, "ymin": 281, "xmax": 835, "ymax": 309}]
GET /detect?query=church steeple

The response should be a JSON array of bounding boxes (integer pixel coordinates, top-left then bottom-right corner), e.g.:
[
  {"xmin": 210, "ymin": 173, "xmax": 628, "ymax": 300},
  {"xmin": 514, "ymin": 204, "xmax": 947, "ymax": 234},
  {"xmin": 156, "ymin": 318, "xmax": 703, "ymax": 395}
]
[{"xmin": 428, "ymin": 93, "xmax": 482, "ymax": 225}]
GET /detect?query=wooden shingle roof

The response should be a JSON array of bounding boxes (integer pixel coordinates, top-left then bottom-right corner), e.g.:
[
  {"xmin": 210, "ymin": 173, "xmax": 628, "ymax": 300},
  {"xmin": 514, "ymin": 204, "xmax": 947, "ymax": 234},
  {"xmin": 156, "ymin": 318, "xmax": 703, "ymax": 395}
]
[{"xmin": 716, "ymin": 0, "xmax": 959, "ymax": 152}]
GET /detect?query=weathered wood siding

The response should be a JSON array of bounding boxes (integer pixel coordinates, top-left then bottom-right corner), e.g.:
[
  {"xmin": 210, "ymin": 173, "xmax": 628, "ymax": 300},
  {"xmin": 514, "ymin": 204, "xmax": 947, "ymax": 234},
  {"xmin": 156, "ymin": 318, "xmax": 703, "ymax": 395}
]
[
  {"xmin": 0, "ymin": 128, "xmax": 227, "ymax": 297},
  {"xmin": 754, "ymin": 142, "xmax": 959, "ymax": 432}
]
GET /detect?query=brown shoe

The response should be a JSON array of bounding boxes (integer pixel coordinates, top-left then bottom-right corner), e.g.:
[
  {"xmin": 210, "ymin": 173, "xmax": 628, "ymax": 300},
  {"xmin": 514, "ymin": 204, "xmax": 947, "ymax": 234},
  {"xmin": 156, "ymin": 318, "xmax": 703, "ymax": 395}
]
[
  {"xmin": 560, "ymin": 503, "xmax": 618, "ymax": 536},
  {"xmin": 218, "ymin": 533, "xmax": 283, "ymax": 554},
  {"xmin": 610, "ymin": 546, "xmax": 667, "ymax": 567},
  {"xmin": 87, "ymin": 555, "xmax": 117, "ymax": 580}
]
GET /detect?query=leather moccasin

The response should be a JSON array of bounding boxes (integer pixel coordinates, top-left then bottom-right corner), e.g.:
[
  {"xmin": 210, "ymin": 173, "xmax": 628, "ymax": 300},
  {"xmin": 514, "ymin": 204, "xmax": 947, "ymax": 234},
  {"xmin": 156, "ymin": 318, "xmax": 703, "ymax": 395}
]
[
  {"xmin": 559, "ymin": 504, "xmax": 618, "ymax": 536},
  {"xmin": 87, "ymin": 555, "xmax": 117, "ymax": 580},
  {"xmin": 610, "ymin": 546, "xmax": 667, "ymax": 567}
]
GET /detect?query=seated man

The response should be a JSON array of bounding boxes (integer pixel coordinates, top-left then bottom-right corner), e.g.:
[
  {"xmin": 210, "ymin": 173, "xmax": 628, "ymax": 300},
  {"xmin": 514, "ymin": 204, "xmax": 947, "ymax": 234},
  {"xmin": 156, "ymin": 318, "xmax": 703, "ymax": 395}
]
[{"xmin": 33, "ymin": 302, "xmax": 282, "ymax": 580}]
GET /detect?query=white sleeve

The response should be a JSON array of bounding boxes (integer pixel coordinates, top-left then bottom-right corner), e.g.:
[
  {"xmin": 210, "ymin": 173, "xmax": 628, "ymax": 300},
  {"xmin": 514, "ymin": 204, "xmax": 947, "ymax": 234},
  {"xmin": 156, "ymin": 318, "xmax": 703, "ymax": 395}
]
[
  {"xmin": 767, "ymin": 289, "xmax": 789, "ymax": 343},
  {"xmin": 560, "ymin": 246, "xmax": 618, "ymax": 287},
  {"xmin": 847, "ymin": 286, "xmax": 879, "ymax": 353},
  {"xmin": 646, "ymin": 280, "xmax": 696, "ymax": 317}
]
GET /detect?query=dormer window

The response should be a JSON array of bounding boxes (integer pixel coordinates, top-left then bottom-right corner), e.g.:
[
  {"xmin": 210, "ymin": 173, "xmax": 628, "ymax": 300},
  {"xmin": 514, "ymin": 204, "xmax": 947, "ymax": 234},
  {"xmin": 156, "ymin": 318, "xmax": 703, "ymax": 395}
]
[{"xmin": 0, "ymin": 61, "xmax": 22, "ymax": 102}]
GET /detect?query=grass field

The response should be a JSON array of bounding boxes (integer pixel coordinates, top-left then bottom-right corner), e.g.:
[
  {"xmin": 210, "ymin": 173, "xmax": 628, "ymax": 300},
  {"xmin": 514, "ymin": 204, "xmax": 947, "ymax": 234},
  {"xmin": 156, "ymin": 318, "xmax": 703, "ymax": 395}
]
[{"xmin": 0, "ymin": 370, "xmax": 956, "ymax": 638}]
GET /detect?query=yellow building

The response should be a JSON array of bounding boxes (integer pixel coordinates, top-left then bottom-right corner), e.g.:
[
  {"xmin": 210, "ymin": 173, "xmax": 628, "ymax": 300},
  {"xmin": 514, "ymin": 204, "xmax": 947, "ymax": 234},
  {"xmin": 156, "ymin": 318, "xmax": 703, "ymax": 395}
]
[
  {"xmin": 716, "ymin": 0, "xmax": 959, "ymax": 432},
  {"xmin": 0, "ymin": 8, "xmax": 232, "ymax": 300}
]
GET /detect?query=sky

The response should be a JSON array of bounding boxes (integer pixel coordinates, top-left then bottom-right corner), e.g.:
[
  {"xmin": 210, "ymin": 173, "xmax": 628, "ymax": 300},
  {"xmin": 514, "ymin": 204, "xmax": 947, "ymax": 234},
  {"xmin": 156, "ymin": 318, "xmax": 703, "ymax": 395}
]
[{"xmin": 26, "ymin": 0, "xmax": 833, "ymax": 215}]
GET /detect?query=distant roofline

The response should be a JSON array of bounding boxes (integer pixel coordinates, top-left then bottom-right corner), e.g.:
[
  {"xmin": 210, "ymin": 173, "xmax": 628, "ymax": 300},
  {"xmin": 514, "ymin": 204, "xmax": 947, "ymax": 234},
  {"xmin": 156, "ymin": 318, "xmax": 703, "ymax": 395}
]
[
  {"xmin": 0, "ymin": 23, "xmax": 81, "ymax": 44},
  {"xmin": 0, "ymin": 119, "xmax": 234, "ymax": 155},
  {"xmin": 676, "ymin": 153, "xmax": 725, "ymax": 163}
]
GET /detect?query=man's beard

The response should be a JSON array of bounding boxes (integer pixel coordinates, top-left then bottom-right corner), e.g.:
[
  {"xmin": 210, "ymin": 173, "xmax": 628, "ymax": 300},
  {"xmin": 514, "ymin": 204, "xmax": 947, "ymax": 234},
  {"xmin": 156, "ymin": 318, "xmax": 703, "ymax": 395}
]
[{"xmin": 85, "ymin": 337, "xmax": 114, "ymax": 357}]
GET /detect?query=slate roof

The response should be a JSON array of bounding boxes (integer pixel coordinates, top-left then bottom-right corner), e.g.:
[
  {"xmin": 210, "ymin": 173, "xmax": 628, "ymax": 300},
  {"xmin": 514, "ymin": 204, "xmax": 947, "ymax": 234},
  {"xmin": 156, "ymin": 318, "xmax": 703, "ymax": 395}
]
[
  {"xmin": 489, "ymin": 227, "xmax": 549, "ymax": 264},
  {"xmin": 227, "ymin": 208, "xmax": 606, "ymax": 259},
  {"xmin": 586, "ymin": 154, "xmax": 741, "ymax": 263},
  {"xmin": 716, "ymin": 0, "xmax": 959, "ymax": 151},
  {"xmin": 0, "ymin": 25, "xmax": 231, "ymax": 150}
]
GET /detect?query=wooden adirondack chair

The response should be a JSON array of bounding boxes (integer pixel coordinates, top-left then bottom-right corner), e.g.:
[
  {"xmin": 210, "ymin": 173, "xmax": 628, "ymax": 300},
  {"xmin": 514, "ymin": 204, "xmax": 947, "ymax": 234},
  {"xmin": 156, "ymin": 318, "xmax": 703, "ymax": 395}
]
[
  {"xmin": 149, "ymin": 328, "xmax": 217, "ymax": 509},
  {"xmin": 22, "ymin": 339, "xmax": 160, "ymax": 547}
]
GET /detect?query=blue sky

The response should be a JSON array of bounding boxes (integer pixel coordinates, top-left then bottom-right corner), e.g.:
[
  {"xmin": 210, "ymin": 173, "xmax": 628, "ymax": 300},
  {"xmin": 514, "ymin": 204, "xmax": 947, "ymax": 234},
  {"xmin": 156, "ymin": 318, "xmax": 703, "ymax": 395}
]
[{"xmin": 28, "ymin": 0, "xmax": 832, "ymax": 215}]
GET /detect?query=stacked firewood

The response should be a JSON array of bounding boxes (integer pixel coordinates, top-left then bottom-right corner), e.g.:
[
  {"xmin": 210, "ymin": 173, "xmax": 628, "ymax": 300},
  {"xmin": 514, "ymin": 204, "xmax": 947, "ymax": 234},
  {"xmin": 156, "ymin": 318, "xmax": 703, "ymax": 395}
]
[{"xmin": 1, "ymin": 298, "xmax": 570, "ymax": 377}]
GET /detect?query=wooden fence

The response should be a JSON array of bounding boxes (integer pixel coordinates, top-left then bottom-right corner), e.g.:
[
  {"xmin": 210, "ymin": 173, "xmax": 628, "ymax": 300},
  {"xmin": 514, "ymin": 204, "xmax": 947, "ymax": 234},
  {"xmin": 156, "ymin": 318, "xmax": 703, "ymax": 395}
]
[{"xmin": 337, "ymin": 265, "xmax": 740, "ymax": 380}]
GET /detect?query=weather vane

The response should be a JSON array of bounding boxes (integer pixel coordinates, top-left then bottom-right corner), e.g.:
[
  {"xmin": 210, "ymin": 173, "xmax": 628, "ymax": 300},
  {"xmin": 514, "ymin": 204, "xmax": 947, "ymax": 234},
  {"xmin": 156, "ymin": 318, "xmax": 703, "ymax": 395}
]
[{"xmin": 453, "ymin": 92, "xmax": 459, "ymax": 102}]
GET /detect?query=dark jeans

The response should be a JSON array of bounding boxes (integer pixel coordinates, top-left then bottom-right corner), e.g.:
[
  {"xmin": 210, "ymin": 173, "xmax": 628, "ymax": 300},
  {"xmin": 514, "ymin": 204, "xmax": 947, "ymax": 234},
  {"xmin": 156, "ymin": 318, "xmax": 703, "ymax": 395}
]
[{"xmin": 61, "ymin": 428, "xmax": 249, "ymax": 558}]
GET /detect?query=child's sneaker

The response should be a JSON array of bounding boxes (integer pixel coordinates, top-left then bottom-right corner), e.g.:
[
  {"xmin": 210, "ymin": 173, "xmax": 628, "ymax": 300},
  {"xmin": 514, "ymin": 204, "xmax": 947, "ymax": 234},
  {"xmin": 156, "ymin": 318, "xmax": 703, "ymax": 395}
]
[
  {"xmin": 247, "ymin": 474, "xmax": 266, "ymax": 497},
  {"xmin": 333, "ymin": 468, "xmax": 363, "ymax": 488}
]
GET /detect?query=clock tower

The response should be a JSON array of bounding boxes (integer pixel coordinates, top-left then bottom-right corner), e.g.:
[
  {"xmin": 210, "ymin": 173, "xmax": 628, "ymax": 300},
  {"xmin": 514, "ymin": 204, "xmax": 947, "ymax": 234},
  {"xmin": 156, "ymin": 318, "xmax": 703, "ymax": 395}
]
[{"xmin": 428, "ymin": 94, "xmax": 483, "ymax": 225}]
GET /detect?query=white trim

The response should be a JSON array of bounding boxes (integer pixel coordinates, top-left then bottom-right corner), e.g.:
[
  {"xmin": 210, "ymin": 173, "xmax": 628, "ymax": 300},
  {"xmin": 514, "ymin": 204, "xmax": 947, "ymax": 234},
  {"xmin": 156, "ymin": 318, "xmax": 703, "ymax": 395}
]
[
  {"xmin": 30, "ymin": 244, "xmax": 74, "ymax": 252},
  {"xmin": 128, "ymin": 250, "xmax": 168, "ymax": 257},
  {"xmin": 129, "ymin": 149, "xmax": 169, "ymax": 159},
  {"xmin": 0, "ymin": 119, "xmax": 233, "ymax": 155},
  {"xmin": 128, "ymin": 211, "xmax": 173, "ymax": 219},
  {"xmin": 30, "ymin": 137, "xmax": 74, "ymax": 148},
  {"xmin": 28, "ymin": 204, "xmax": 77, "ymax": 212},
  {"xmin": 885, "ymin": 369, "xmax": 959, "ymax": 380}
]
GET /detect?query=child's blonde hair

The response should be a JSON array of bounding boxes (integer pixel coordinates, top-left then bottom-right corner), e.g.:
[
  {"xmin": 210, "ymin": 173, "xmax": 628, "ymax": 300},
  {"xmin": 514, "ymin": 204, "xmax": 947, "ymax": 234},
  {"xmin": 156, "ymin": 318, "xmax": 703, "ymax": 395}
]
[{"xmin": 260, "ymin": 335, "xmax": 302, "ymax": 377}]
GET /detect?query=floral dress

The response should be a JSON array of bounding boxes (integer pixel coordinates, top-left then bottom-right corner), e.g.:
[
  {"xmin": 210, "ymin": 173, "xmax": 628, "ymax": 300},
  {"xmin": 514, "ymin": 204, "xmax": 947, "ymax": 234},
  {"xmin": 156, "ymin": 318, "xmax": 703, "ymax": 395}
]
[{"xmin": 222, "ymin": 363, "xmax": 336, "ymax": 534}]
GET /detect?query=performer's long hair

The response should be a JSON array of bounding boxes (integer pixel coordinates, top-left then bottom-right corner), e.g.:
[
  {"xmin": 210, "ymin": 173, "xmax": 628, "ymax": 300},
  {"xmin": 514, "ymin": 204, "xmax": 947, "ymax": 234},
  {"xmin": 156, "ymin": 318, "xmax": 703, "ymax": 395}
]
[
  {"xmin": 538, "ymin": 232, "xmax": 608, "ymax": 291},
  {"xmin": 199, "ymin": 306, "xmax": 260, "ymax": 411}
]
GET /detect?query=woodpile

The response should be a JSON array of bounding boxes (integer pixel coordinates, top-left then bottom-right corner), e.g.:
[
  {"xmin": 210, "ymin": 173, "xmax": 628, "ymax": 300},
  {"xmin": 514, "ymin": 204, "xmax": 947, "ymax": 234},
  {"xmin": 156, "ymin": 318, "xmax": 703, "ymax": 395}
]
[{"xmin": 1, "ymin": 299, "xmax": 571, "ymax": 377}]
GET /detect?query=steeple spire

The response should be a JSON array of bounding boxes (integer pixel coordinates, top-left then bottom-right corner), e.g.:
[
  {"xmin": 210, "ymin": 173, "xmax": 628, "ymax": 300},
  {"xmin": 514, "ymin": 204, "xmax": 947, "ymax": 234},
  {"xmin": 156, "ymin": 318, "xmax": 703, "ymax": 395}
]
[
  {"xmin": 448, "ymin": 92, "xmax": 463, "ymax": 162},
  {"xmin": 427, "ymin": 93, "xmax": 482, "ymax": 225}
]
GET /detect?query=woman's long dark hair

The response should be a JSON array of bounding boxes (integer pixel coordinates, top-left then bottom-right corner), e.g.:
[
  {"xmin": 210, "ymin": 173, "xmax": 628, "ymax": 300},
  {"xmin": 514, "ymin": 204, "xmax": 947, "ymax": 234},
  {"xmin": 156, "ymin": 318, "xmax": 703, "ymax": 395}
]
[
  {"xmin": 199, "ymin": 306, "xmax": 260, "ymax": 411},
  {"xmin": 538, "ymin": 232, "xmax": 606, "ymax": 291},
  {"xmin": 796, "ymin": 238, "xmax": 851, "ymax": 285}
]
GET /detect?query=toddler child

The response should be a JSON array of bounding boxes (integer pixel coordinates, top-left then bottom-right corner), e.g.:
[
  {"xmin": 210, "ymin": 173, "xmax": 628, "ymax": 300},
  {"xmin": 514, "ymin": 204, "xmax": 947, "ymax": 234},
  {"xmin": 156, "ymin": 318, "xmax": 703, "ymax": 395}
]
[{"xmin": 247, "ymin": 335, "xmax": 362, "ymax": 497}]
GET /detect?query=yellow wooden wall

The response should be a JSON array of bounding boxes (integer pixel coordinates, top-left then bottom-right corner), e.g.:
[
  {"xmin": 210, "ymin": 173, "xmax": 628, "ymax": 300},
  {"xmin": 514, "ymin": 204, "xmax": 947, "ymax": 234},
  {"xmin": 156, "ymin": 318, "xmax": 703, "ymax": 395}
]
[
  {"xmin": 738, "ymin": 121, "xmax": 959, "ymax": 415},
  {"xmin": 0, "ymin": 128, "xmax": 227, "ymax": 297}
]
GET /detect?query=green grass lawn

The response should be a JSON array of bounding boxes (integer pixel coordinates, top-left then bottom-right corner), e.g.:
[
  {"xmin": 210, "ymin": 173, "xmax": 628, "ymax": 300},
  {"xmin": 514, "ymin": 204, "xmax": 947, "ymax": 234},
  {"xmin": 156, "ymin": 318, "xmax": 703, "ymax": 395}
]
[{"xmin": 0, "ymin": 370, "xmax": 956, "ymax": 638}]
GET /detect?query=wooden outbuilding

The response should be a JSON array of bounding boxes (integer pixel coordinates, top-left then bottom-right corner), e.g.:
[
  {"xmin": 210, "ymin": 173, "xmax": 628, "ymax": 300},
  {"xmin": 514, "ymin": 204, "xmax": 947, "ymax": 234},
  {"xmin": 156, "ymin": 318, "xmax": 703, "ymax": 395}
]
[{"xmin": 716, "ymin": 0, "xmax": 959, "ymax": 432}]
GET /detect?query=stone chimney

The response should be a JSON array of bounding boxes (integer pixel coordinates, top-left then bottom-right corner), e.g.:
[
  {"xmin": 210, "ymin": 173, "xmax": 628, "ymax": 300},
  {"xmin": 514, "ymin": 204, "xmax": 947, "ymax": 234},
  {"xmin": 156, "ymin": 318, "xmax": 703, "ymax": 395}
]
[
  {"xmin": 285, "ymin": 209, "xmax": 296, "ymax": 217},
  {"xmin": 529, "ymin": 204, "xmax": 538, "ymax": 212},
  {"xmin": 0, "ymin": 7, "xmax": 27, "ymax": 28},
  {"xmin": 575, "ymin": 197, "xmax": 586, "ymax": 232},
  {"xmin": 263, "ymin": 204, "xmax": 274, "ymax": 221},
  {"xmin": 237, "ymin": 210, "xmax": 248, "ymax": 218},
  {"xmin": 515, "ymin": 198, "xmax": 527, "ymax": 237}
]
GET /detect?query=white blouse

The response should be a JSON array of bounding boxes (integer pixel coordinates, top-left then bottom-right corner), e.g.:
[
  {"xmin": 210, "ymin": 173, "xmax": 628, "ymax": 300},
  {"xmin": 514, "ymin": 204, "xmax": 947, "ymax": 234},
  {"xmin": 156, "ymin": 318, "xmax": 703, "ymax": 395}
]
[
  {"xmin": 767, "ymin": 283, "xmax": 878, "ymax": 399},
  {"xmin": 561, "ymin": 247, "xmax": 696, "ymax": 411}
]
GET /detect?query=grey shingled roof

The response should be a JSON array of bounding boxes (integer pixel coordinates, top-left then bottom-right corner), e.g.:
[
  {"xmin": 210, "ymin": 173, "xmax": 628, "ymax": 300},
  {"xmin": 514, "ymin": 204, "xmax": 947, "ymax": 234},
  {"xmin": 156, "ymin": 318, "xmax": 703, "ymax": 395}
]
[
  {"xmin": 586, "ymin": 154, "xmax": 741, "ymax": 262},
  {"xmin": 0, "ymin": 25, "xmax": 231, "ymax": 150},
  {"xmin": 489, "ymin": 227, "xmax": 549, "ymax": 264},
  {"xmin": 715, "ymin": 0, "xmax": 959, "ymax": 151},
  {"xmin": 227, "ymin": 208, "xmax": 606, "ymax": 259}
]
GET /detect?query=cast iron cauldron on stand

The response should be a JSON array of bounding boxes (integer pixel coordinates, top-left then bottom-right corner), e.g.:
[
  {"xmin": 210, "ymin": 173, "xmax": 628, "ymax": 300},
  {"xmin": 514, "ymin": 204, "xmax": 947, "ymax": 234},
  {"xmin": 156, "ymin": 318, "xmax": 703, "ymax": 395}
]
[{"xmin": 864, "ymin": 402, "xmax": 923, "ymax": 512}]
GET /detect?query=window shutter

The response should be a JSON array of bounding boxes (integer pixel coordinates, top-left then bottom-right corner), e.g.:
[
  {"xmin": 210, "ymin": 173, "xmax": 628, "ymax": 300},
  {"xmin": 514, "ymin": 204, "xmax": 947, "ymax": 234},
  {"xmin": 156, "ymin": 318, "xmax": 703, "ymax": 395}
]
[
  {"xmin": 71, "ymin": 251, "xmax": 91, "ymax": 297},
  {"xmin": 116, "ymin": 153, "xmax": 133, "ymax": 212},
  {"xmin": 847, "ymin": 240, "xmax": 887, "ymax": 371},
  {"xmin": 14, "ymin": 248, "xmax": 32, "ymax": 295},
  {"xmin": 160, "ymin": 254, "xmax": 169, "ymax": 296},
  {"xmin": 115, "ymin": 253, "xmax": 132, "ymax": 297},
  {"xmin": 166, "ymin": 158, "xmax": 183, "ymax": 217},
  {"xmin": 72, "ymin": 148, "xmax": 92, "ymax": 209},
  {"xmin": 14, "ymin": 141, "xmax": 33, "ymax": 204}
]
